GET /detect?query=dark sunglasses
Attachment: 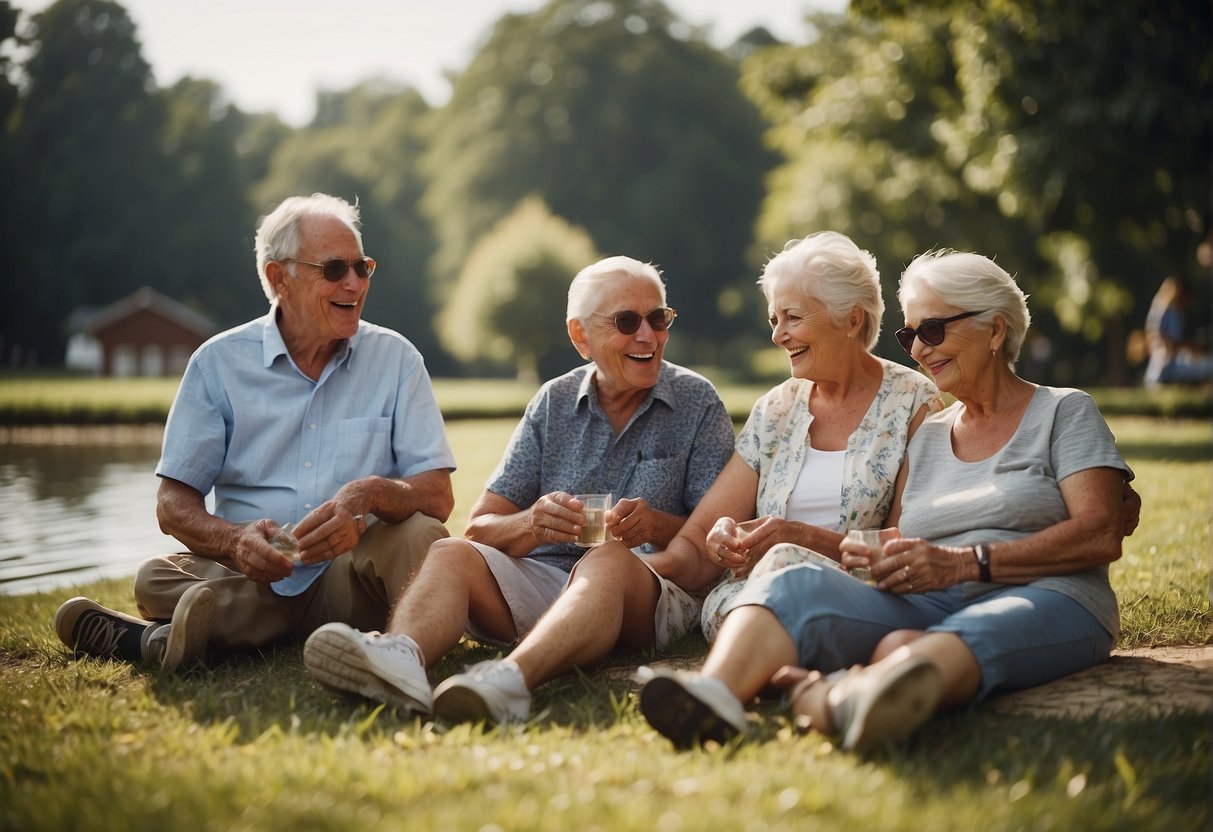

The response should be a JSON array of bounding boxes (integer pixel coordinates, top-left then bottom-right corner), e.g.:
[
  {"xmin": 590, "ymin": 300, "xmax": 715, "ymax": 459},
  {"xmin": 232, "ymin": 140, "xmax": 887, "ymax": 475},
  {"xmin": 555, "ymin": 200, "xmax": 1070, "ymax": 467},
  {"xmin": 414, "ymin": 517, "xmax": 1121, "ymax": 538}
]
[
  {"xmin": 282, "ymin": 257, "xmax": 376, "ymax": 281},
  {"xmin": 594, "ymin": 307, "xmax": 677, "ymax": 335},
  {"xmin": 895, "ymin": 310, "xmax": 986, "ymax": 354}
]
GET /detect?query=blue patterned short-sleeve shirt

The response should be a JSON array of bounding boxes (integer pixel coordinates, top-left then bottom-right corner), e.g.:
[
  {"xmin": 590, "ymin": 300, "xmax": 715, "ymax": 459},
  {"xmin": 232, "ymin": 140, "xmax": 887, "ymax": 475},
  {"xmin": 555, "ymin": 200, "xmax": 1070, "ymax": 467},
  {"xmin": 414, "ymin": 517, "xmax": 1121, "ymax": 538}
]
[{"xmin": 487, "ymin": 360, "xmax": 735, "ymax": 572}]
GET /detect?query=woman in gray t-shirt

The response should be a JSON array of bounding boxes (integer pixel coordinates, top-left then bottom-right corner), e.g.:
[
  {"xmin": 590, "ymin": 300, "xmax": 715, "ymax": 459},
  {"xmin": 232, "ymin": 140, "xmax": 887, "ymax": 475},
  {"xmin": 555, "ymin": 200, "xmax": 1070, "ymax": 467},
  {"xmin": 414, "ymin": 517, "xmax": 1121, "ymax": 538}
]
[{"xmin": 637, "ymin": 249, "xmax": 1138, "ymax": 752}]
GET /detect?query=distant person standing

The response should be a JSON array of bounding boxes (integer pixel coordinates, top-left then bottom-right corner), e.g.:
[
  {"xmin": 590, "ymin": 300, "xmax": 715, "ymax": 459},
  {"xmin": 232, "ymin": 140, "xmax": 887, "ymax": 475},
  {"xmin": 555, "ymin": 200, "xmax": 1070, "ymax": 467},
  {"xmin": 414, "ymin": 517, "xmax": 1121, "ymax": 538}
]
[
  {"xmin": 1144, "ymin": 275, "xmax": 1213, "ymax": 387},
  {"xmin": 53, "ymin": 193, "xmax": 456, "ymax": 671}
]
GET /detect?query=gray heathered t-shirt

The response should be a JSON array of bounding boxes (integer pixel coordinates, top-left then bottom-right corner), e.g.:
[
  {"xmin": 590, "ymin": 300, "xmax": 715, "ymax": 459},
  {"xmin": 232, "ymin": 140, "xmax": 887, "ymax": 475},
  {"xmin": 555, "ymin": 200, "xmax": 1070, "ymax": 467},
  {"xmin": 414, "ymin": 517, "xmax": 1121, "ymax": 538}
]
[{"xmin": 898, "ymin": 386, "xmax": 1133, "ymax": 638}]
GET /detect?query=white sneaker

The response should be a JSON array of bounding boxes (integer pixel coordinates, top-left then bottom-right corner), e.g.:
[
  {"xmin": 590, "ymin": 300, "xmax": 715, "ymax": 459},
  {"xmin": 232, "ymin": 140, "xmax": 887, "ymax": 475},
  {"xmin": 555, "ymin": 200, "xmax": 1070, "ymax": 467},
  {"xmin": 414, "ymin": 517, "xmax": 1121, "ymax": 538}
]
[
  {"xmin": 432, "ymin": 659, "xmax": 532, "ymax": 725},
  {"xmin": 826, "ymin": 656, "xmax": 942, "ymax": 750},
  {"xmin": 303, "ymin": 623, "xmax": 433, "ymax": 716},
  {"xmin": 636, "ymin": 666, "xmax": 748, "ymax": 749}
]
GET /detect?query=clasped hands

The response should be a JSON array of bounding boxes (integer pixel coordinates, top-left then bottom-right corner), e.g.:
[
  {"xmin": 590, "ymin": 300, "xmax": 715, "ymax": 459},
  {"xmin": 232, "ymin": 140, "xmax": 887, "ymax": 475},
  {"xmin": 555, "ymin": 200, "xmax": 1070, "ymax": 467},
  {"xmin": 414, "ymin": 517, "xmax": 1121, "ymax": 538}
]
[
  {"xmin": 705, "ymin": 515, "xmax": 795, "ymax": 578},
  {"xmin": 234, "ymin": 501, "xmax": 368, "ymax": 585}
]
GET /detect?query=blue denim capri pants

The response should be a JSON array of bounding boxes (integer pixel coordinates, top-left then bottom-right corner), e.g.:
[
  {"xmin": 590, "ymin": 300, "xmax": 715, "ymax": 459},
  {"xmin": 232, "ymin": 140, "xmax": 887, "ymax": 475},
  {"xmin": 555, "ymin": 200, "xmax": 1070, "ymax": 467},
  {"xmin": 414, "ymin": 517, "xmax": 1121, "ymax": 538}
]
[{"xmin": 729, "ymin": 562, "xmax": 1115, "ymax": 702}]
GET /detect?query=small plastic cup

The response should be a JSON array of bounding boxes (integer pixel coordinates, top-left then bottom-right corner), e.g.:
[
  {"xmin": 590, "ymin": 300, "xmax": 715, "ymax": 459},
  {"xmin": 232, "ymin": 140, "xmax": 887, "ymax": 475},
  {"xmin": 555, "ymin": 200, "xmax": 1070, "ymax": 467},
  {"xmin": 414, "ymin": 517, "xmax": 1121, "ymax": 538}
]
[
  {"xmin": 845, "ymin": 528, "xmax": 884, "ymax": 583},
  {"xmin": 574, "ymin": 493, "xmax": 613, "ymax": 547},
  {"xmin": 270, "ymin": 522, "xmax": 301, "ymax": 563}
]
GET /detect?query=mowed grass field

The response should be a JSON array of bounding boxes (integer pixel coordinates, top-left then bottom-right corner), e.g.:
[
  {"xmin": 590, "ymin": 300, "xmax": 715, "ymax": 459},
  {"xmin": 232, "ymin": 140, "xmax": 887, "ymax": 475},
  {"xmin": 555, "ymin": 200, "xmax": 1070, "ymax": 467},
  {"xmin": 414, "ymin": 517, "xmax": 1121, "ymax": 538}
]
[{"xmin": 0, "ymin": 376, "xmax": 1209, "ymax": 831}]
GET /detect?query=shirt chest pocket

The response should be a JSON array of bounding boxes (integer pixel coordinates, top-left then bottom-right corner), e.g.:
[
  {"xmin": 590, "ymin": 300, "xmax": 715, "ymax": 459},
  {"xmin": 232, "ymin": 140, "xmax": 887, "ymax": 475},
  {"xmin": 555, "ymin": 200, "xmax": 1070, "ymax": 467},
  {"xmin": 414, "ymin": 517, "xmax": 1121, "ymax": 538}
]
[{"xmin": 335, "ymin": 417, "xmax": 393, "ymax": 484}]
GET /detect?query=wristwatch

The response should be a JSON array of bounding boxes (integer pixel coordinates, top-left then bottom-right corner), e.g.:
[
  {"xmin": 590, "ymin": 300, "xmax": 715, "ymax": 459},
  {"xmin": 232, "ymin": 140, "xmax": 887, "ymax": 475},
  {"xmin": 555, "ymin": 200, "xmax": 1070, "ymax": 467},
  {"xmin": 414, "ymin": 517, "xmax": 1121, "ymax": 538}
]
[{"xmin": 973, "ymin": 544, "xmax": 992, "ymax": 582}]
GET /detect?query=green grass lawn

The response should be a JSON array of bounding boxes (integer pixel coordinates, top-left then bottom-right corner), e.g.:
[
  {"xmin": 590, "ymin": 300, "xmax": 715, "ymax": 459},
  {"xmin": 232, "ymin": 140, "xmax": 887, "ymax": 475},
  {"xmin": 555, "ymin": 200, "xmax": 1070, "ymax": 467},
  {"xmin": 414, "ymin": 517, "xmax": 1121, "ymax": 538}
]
[{"xmin": 1, "ymin": 411, "xmax": 1209, "ymax": 830}]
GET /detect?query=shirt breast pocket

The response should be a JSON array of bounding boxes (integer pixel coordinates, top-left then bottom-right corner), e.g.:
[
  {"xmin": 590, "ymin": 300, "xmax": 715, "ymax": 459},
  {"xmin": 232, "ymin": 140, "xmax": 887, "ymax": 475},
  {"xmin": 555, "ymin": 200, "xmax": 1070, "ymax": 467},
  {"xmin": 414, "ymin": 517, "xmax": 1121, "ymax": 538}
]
[{"xmin": 335, "ymin": 417, "xmax": 393, "ymax": 484}]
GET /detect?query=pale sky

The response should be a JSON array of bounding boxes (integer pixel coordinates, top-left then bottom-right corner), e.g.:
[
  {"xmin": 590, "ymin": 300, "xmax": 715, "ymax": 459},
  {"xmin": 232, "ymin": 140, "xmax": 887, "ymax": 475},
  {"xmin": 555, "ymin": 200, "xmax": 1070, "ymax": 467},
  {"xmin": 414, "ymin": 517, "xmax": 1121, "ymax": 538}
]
[{"xmin": 11, "ymin": 0, "xmax": 846, "ymax": 125}]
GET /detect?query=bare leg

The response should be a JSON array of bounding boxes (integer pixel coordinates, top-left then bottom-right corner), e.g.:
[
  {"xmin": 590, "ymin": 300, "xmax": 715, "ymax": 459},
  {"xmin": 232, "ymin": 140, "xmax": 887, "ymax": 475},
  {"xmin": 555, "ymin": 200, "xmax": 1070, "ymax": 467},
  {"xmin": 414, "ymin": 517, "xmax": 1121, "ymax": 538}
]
[
  {"xmin": 904, "ymin": 633, "xmax": 981, "ymax": 708},
  {"xmin": 510, "ymin": 543, "xmax": 660, "ymax": 689},
  {"xmin": 701, "ymin": 605, "xmax": 798, "ymax": 703},
  {"xmin": 870, "ymin": 629, "xmax": 926, "ymax": 663},
  {"xmin": 388, "ymin": 539, "xmax": 516, "ymax": 668}
]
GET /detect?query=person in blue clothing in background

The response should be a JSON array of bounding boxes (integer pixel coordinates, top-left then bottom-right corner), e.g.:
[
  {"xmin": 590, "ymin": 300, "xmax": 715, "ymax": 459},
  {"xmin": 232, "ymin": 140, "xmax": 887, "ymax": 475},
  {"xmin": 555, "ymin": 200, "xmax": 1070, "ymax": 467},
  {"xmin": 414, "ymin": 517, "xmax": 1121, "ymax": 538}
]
[{"xmin": 1144, "ymin": 274, "xmax": 1213, "ymax": 387}]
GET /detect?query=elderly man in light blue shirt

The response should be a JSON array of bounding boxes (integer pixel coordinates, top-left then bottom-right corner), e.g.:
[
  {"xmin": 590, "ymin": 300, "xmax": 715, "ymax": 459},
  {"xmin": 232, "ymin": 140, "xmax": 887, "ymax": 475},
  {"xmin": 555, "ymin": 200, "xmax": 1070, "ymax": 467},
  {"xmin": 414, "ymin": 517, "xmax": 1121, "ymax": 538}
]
[{"xmin": 54, "ymin": 194, "xmax": 456, "ymax": 672}]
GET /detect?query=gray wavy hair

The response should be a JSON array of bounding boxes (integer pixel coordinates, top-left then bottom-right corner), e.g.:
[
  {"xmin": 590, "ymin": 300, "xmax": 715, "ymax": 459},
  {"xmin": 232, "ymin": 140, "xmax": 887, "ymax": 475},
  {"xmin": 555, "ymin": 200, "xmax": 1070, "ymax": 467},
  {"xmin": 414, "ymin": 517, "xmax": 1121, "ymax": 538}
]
[{"xmin": 253, "ymin": 194, "xmax": 364, "ymax": 303}]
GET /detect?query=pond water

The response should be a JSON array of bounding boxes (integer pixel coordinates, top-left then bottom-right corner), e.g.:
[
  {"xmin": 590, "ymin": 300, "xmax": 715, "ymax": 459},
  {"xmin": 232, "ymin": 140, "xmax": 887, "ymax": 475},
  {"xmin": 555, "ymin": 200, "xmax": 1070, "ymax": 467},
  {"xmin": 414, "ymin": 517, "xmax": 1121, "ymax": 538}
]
[{"xmin": 0, "ymin": 428, "xmax": 180, "ymax": 596}]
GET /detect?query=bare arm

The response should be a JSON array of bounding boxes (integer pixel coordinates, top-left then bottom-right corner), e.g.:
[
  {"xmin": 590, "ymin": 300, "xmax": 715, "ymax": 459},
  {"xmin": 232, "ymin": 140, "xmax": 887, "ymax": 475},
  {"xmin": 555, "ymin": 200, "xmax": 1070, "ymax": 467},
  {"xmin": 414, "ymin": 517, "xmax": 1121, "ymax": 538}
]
[
  {"xmin": 464, "ymin": 489, "xmax": 583, "ymax": 558},
  {"xmin": 643, "ymin": 452, "xmax": 757, "ymax": 591},
  {"xmin": 156, "ymin": 476, "xmax": 295, "ymax": 585},
  {"xmin": 293, "ymin": 468, "xmax": 454, "ymax": 564},
  {"xmin": 874, "ymin": 466, "xmax": 1127, "ymax": 592}
]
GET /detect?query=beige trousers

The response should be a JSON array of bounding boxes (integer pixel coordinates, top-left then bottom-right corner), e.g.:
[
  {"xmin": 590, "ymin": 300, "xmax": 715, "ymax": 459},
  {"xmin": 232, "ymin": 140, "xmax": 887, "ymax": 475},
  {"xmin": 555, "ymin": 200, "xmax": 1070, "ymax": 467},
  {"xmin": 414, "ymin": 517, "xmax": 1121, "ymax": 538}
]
[{"xmin": 133, "ymin": 513, "xmax": 448, "ymax": 650}]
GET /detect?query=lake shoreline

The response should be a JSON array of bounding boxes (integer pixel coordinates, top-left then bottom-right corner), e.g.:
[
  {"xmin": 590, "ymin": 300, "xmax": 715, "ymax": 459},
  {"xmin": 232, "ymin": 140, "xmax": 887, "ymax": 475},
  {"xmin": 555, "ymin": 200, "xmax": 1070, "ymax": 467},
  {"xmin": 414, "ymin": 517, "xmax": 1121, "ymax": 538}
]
[{"xmin": 0, "ymin": 423, "xmax": 165, "ymax": 446}]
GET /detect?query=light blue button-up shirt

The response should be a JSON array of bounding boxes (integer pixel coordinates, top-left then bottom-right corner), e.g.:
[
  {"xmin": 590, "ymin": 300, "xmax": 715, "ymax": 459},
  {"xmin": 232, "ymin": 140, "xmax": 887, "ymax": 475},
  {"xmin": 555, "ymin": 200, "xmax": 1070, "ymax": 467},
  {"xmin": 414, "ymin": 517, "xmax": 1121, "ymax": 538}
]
[{"xmin": 157, "ymin": 308, "xmax": 456, "ymax": 595}]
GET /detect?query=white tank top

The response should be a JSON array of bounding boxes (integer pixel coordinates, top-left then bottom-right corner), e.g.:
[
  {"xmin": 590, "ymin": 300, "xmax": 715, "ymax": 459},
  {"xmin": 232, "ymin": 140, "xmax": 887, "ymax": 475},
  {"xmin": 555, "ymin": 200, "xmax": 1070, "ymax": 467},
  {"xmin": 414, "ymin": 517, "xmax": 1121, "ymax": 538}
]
[{"xmin": 785, "ymin": 445, "xmax": 846, "ymax": 530}]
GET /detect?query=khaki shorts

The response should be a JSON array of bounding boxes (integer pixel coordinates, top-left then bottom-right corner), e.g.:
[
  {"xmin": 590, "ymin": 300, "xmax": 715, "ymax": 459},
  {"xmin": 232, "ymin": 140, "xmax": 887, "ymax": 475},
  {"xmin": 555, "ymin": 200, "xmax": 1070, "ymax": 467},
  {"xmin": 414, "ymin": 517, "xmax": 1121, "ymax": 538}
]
[{"xmin": 465, "ymin": 542, "xmax": 703, "ymax": 650}]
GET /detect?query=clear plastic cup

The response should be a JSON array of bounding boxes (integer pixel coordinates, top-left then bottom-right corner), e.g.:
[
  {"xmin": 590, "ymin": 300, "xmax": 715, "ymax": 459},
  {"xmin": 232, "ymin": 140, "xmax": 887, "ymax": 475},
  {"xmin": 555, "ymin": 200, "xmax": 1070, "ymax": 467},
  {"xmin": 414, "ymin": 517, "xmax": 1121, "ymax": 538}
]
[
  {"xmin": 845, "ymin": 528, "xmax": 884, "ymax": 583},
  {"xmin": 574, "ymin": 493, "xmax": 613, "ymax": 547}
]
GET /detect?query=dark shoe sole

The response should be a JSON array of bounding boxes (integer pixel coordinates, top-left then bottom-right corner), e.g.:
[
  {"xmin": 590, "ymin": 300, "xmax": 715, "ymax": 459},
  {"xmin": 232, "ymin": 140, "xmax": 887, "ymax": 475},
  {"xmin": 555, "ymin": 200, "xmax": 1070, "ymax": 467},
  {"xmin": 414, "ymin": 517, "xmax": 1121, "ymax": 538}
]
[{"xmin": 639, "ymin": 675, "xmax": 740, "ymax": 750}]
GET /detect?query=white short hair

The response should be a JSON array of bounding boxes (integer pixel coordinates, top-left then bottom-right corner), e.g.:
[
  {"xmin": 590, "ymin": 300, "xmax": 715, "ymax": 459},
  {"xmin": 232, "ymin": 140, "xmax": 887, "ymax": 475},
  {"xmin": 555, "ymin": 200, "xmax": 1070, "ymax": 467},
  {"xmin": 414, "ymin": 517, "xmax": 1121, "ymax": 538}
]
[
  {"xmin": 758, "ymin": 231, "xmax": 884, "ymax": 350},
  {"xmin": 253, "ymin": 194, "xmax": 364, "ymax": 303},
  {"xmin": 899, "ymin": 250, "xmax": 1031, "ymax": 366},
  {"xmin": 567, "ymin": 255, "xmax": 666, "ymax": 321}
]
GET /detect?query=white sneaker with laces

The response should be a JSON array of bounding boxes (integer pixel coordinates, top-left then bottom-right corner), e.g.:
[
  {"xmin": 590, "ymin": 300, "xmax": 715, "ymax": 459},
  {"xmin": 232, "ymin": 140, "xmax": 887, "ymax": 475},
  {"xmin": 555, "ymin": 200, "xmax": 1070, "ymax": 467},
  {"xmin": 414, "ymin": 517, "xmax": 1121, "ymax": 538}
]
[
  {"xmin": 636, "ymin": 666, "xmax": 748, "ymax": 749},
  {"xmin": 303, "ymin": 623, "xmax": 433, "ymax": 716},
  {"xmin": 432, "ymin": 659, "xmax": 532, "ymax": 725}
]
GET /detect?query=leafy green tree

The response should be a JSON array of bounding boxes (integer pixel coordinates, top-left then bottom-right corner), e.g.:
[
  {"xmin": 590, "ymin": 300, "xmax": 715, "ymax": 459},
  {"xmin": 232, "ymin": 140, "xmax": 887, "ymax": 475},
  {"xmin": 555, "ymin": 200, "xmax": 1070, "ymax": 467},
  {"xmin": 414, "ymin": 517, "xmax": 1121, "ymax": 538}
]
[
  {"xmin": 438, "ymin": 195, "xmax": 599, "ymax": 383},
  {"xmin": 421, "ymin": 0, "xmax": 775, "ymax": 361},
  {"xmin": 5, "ymin": 0, "xmax": 176, "ymax": 364},
  {"xmin": 744, "ymin": 1, "xmax": 1210, "ymax": 383},
  {"xmin": 252, "ymin": 82, "xmax": 442, "ymax": 364},
  {"xmin": 158, "ymin": 77, "xmax": 262, "ymax": 327},
  {"xmin": 742, "ymin": 11, "xmax": 1046, "ymax": 360}
]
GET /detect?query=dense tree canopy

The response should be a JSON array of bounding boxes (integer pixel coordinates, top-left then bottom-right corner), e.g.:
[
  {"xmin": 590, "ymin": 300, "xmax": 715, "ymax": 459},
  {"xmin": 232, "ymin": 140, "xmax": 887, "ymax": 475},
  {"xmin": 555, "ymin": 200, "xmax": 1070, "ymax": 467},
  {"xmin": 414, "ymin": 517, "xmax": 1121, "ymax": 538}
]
[
  {"xmin": 746, "ymin": 0, "xmax": 1211, "ymax": 382},
  {"xmin": 420, "ymin": 0, "xmax": 776, "ymax": 361}
]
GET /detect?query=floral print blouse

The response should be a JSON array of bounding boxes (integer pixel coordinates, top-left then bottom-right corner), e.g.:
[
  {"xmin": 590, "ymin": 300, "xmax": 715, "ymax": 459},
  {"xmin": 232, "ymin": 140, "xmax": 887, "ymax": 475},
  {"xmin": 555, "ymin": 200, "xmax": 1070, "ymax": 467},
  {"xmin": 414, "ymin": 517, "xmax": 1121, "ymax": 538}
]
[{"xmin": 701, "ymin": 358, "xmax": 942, "ymax": 640}]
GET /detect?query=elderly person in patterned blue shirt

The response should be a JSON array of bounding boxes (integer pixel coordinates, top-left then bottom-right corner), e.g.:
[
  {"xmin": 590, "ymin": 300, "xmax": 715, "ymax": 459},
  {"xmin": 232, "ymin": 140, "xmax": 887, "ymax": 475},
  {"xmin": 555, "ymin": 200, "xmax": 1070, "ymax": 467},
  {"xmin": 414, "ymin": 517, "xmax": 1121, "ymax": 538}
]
[
  {"xmin": 53, "ymin": 194, "xmax": 456, "ymax": 673},
  {"xmin": 303, "ymin": 255, "xmax": 735, "ymax": 722}
]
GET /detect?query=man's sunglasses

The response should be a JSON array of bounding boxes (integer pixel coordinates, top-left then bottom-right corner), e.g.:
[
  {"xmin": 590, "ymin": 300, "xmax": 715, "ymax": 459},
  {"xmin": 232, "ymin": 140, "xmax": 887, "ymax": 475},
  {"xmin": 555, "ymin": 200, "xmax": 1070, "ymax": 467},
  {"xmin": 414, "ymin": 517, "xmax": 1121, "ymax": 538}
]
[
  {"xmin": 895, "ymin": 310, "xmax": 986, "ymax": 354},
  {"xmin": 282, "ymin": 257, "xmax": 376, "ymax": 281},
  {"xmin": 594, "ymin": 307, "xmax": 678, "ymax": 335}
]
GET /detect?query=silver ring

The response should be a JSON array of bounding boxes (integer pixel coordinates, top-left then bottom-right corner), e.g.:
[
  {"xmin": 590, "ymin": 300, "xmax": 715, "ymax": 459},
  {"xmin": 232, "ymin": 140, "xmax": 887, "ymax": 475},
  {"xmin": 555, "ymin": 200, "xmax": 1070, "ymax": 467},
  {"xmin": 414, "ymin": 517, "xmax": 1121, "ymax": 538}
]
[{"xmin": 907, "ymin": 582, "xmax": 913, "ymax": 591}]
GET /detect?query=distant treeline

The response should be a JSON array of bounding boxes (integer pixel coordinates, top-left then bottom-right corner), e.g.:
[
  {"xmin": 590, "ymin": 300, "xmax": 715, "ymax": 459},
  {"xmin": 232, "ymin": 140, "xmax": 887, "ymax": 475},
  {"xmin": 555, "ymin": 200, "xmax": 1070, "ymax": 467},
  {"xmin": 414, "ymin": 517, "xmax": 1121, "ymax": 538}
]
[{"xmin": 0, "ymin": 0, "xmax": 1208, "ymax": 386}]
